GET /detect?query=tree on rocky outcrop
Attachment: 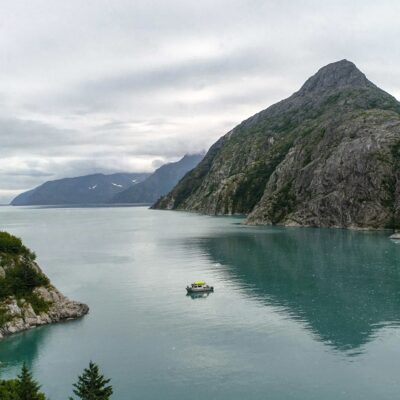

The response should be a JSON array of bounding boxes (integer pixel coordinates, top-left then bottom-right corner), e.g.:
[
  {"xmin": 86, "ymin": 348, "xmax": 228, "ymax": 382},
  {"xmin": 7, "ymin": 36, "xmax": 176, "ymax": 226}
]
[
  {"xmin": 70, "ymin": 361, "xmax": 113, "ymax": 400},
  {"xmin": 15, "ymin": 363, "xmax": 46, "ymax": 400}
]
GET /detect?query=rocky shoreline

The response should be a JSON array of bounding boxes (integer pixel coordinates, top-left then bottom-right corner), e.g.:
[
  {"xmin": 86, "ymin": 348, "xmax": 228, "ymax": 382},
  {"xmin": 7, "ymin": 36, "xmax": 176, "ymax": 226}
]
[
  {"xmin": 0, "ymin": 285, "xmax": 89, "ymax": 340},
  {"xmin": 0, "ymin": 250, "xmax": 89, "ymax": 340}
]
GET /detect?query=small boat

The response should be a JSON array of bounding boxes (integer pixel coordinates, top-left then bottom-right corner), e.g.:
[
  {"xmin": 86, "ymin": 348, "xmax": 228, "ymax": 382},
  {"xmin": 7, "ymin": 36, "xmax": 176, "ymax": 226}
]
[{"xmin": 186, "ymin": 281, "xmax": 214, "ymax": 294}]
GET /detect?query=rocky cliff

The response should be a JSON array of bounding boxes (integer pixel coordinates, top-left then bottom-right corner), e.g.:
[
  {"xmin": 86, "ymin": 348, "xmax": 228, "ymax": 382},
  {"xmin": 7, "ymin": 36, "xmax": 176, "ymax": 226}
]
[
  {"xmin": 154, "ymin": 60, "xmax": 400, "ymax": 229},
  {"xmin": 0, "ymin": 232, "xmax": 88, "ymax": 339}
]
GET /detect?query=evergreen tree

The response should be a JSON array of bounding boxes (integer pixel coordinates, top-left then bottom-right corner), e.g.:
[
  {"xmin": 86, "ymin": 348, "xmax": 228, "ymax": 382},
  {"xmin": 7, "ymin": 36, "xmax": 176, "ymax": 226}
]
[
  {"xmin": 15, "ymin": 363, "xmax": 46, "ymax": 400},
  {"xmin": 0, "ymin": 379, "xmax": 19, "ymax": 400},
  {"xmin": 70, "ymin": 361, "xmax": 113, "ymax": 400}
]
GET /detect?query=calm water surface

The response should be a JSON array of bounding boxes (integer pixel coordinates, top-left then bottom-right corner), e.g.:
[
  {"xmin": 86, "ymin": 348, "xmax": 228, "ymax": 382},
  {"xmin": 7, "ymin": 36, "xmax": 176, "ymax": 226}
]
[{"xmin": 0, "ymin": 206, "xmax": 400, "ymax": 399}]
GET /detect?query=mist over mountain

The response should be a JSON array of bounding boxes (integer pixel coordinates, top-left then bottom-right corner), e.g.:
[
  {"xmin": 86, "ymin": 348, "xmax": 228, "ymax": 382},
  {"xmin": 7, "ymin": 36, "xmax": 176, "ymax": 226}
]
[{"xmin": 111, "ymin": 154, "xmax": 204, "ymax": 204}]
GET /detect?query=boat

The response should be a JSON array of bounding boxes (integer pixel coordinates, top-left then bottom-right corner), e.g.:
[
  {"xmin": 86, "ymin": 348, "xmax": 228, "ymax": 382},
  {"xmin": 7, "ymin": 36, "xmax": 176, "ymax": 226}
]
[{"xmin": 186, "ymin": 281, "xmax": 214, "ymax": 294}]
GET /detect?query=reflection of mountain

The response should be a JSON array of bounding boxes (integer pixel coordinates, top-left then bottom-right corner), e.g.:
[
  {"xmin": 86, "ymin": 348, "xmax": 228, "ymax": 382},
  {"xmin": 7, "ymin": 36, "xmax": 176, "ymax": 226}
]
[{"xmin": 195, "ymin": 227, "xmax": 400, "ymax": 351}]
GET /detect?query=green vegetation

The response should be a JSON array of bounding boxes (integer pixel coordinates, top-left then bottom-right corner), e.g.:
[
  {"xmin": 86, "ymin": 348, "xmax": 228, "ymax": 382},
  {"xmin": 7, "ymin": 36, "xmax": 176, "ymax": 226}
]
[
  {"xmin": 0, "ymin": 306, "xmax": 12, "ymax": 326},
  {"xmin": 163, "ymin": 141, "xmax": 223, "ymax": 209},
  {"xmin": 71, "ymin": 361, "xmax": 113, "ymax": 400},
  {"xmin": 231, "ymin": 135, "xmax": 295, "ymax": 214},
  {"xmin": 391, "ymin": 141, "xmax": 400, "ymax": 162},
  {"xmin": 0, "ymin": 379, "xmax": 19, "ymax": 400},
  {"xmin": 0, "ymin": 261, "xmax": 50, "ymax": 314},
  {"xmin": 268, "ymin": 181, "xmax": 297, "ymax": 224},
  {"xmin": 0, "ymin": 232, "xmax": 51, "ymax": 321},
  {"xmin": 0, "ymin": 263, "xmax": 49, "ymax": 299},
  {"xmin": 0, "ymin": 363, "xmax": 46, "ymax": 400},
  {"xmin": 301, "ymin": 128, "xmax": 326, "ymax": 167},
  {"xmin": 0, "ymin": 231, "xmax": 36, "ymax": 260},
  {"xmin": 0, "ymin": 362, "xmax": 113, "ymax": 400},
  {"xmin": 15, "ymin": 363, "xmax": 46, "ymax": 400}
]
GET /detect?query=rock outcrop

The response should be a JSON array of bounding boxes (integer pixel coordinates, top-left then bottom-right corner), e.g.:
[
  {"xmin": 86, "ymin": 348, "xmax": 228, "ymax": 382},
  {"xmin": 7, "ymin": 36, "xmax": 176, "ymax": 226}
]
[
  {"xmin": 153, "ymin": 60, "xmax": 400, "ymax": 229},
  {"xmin": 0, "ymin": 233, "xmax": 88, "ymax": 339},
  {"xmin": 0, "ymin": 283, "xmax": 89, "ymax": 339}
]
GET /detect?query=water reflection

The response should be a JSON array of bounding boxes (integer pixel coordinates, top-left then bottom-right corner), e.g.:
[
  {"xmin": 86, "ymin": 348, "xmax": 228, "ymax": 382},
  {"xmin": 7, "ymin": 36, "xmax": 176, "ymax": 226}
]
[
  {"xmin": 0, "ymin": 325, "xmax": 49, "ymax": 373},
  {"xmin": 194, "ymin": 227, "xmax": 400, "ymax": 351},
  {"xmin": 186, "ymin": 292, "xmax": 212, "ymax": 300}
]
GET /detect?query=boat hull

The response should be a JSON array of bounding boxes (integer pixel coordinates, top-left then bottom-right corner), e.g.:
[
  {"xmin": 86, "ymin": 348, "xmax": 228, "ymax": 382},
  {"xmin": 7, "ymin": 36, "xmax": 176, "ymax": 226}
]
[{"xmin": 186, "ymin": 287, "xmax": 214, "ymax": 294}]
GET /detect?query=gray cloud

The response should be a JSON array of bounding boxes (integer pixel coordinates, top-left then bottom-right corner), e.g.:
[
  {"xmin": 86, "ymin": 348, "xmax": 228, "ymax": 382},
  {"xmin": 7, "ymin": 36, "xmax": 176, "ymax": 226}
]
[
  {"xmin": 0, "ymin": 118, "xmax": 75, "ymax": 151},
  {"xmin": 0, "ymin": 0, "xmax": 400, "ymax": 203},
  {"xmin": 62, "ymin": 47, "xmax": 279, "ymax": 109}
]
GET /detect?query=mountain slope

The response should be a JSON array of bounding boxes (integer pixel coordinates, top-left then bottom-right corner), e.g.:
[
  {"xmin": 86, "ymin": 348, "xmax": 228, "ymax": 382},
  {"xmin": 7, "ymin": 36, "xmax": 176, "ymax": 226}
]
[
  {"xmin": 111, "ymin": 154, "xmax": 204, "ymax": 204},
  {"xmin": 154, "ymin": 60, "xmax": 400, "ymax": 229},
  {"xmin": 11, "ymin": 172, "xmax": 149, "ymax": 205}
]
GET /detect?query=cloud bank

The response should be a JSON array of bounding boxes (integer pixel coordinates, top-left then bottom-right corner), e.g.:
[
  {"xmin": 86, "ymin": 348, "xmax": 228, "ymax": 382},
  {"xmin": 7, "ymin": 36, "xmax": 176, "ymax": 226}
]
[{"xmin": 1, "ymin": 0, "xmax": 399, "ymax": 202}]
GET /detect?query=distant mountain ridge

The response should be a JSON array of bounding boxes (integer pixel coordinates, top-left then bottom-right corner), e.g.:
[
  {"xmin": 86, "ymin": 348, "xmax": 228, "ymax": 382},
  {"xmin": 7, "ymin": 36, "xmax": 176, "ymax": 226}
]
[
  {"xmin": 154, "ymin": 60, "xmax": 400, "ymax": 229},
  {"xmin": 110, "ymin": 154, "xmax": 204, "ymax": 204},
  {"xmin": 11, "ymin": 172, "xmax": 150, "ymax": 205}
]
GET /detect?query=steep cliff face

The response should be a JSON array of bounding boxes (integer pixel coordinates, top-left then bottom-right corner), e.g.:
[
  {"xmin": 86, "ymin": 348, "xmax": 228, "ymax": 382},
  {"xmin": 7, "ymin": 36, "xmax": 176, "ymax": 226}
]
[
  {"xmin": 154, "ymin": 60, "xmax": 400, "ymax": 229},
  {"xmin": 0, "ymin": 232, "xmax": 88, "ymax": 339}
]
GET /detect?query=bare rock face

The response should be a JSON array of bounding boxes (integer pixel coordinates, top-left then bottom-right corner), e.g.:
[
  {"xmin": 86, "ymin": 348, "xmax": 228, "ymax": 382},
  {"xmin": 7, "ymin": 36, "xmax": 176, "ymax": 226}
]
[
  {"xmin": 36, "ymin": 286, "xmax": 89, "ymax": 320},
  {"xmin": 154, "ymin": 60, "xmax": 400, "ymax": 229},
  {"xmin": 247, "ymin": 111, "xmax": 400, "ymax": 228}
]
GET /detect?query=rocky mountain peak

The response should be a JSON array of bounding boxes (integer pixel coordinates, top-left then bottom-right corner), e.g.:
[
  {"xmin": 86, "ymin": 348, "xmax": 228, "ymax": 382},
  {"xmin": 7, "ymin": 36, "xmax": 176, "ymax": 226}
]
[
  {"xmin": 298, "ymin": 59, "xmax": 373, "ymax": 95},
  {"xmin": 154, "ymin": 60, "xmax": 400, "ymax": 230}
]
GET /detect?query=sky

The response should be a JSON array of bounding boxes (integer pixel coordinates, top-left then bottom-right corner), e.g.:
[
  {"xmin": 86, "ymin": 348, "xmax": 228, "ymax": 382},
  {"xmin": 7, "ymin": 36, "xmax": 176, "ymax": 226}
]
[{"xmin": 1, "ymin": 0, "xmax": 400, "ymax": 203}]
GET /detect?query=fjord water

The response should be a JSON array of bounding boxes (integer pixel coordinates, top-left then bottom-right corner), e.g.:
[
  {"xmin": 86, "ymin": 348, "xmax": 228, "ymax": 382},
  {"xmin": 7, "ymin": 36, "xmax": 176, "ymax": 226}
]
[{"xmin": 1, "ymin": 206, "xmax": 400, "ymax": 399}]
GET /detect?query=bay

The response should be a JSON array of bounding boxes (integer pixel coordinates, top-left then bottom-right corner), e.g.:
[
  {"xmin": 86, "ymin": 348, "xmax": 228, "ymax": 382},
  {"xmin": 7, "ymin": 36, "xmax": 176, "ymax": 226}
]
[{"xmin": 0, "ymin": 205, "xmax": 400, "ymax": 399}]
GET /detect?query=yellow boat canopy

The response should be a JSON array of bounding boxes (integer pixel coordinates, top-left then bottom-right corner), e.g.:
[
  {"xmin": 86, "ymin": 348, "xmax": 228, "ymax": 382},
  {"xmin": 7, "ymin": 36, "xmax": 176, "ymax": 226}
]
[{"xmin": 193, "ymin": 281, "xmax": 206, "ymax": 285}]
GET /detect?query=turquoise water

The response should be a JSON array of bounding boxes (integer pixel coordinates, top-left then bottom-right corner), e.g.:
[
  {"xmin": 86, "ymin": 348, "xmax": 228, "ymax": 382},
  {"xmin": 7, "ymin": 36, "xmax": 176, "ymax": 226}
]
[{"xmin": 1, "ymin": 206, "xmax": 400, "ymax": 399}]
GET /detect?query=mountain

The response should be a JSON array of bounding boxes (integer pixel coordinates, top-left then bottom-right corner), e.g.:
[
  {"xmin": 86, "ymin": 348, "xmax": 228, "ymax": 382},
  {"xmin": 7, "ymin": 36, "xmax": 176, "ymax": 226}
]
[
  {"xmin": 154, "ymin": 60, "xmax": 400, "ymax": 229},
  {"xmin": 111, "ymin": 154, "xmax": 204, "ymax": 204},
  {"xmin": 11, "ymin": 172, "xmax": 150, "ymax": 205}
]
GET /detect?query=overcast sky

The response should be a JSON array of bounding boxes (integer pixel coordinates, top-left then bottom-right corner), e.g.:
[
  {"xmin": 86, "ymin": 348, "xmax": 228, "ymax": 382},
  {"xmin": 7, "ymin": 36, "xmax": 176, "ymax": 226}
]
[{"xmin": 1, "ymin": 0, "xmax": 400, "ymax": 203}]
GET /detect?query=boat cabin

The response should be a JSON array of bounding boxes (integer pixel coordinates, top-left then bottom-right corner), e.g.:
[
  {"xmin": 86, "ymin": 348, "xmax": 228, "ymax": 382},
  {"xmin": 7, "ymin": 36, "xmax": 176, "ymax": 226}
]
[
  {"xmin": 186, "ymin": 281, "xmax": 214, "ymax": 293},
  {"xmin": 191, "ymin": 281, "xmax": 206, "ymax": 288}
]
